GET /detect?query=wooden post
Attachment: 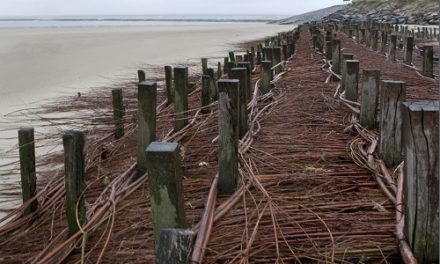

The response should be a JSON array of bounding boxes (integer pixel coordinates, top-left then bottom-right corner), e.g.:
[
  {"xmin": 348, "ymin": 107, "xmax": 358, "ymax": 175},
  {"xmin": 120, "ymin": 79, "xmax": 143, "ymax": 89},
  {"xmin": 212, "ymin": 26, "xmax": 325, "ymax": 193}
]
[
  {"xmin": 372, "ymin": 30, "xmax": 379, "ymax": 51},
  {"xmin": 237, "ymin": 62, "xmax": 252, "ymax": 104},
  {"xmin": 201, "ymin": 58, "xmax": 208, "ymax": 75},
  {"xmin": 422, "ymin": 45, "xmax": 433, "ymax": 77},
  {"xmin": 18, "ymin": 128, "xmax": 37, "ymax": 215},
  {"xmin": 344, "ymin": 60, "xmax": 360, "ymax": 102},
  {"xmin": 229, "ymin": 51, "xmax": 235, "ymax": 62},
  {"xmin": 217, "ymin": 79, "xmax": 239, "ymax": 195},
  {"xmin": 404, "ymin": 36, "xmax": 414, "ymax": 65},
  {"xmin": 223, "ymin": 57, "xmax": 229, "ymax": 74},
  {"xmin": 402, "ymin": 101, "xmax": 439, "ymax": 264},
  {"xmin": 138, "ymin": 70, "xmax": 146, "ymax": 82},
  {"xmin": 360, "ymin": 28, "xmax": 366, "ymax": 44},
  {"xmin": 146, "ymin": 142, "xmax": 187, "ymax": 243},
  {"xmin": 273, "ymin": 47, "xmax": 282, "ymax": 74},
  {"xmin": 256, "ymin": 51, "xmax": 262, "ymax": 65},
  {"xmin": 174, "ymin": 66, "xmax": 189, "ymax": 132},
  {"xmin": 263, "ymin": 47, "xmax": 273, "ymax": 62},
  {"xmin": 156, "ymin": 229, "xmax": 195, "ymax": 264},
  {"xmin": 389, "ymin": 34, "xmax": 397, "ymax": 62},
  {"xmin": 381, "ymin": 31, "xmax": 388, "ymax": 54},
  {"xmin": 379, "ymin": 80, "xmax": 406, "ymax": 167},
  {"xmin": 282, "ymin": 44, "xmax": 288, "ymax": 61},
  {"xmin": 206, "ymin": 68, "xmax": 217, "ymax": 101},
  {"xmin": 164, "ymin": 65, "xmax": 173, "ymax": 104},
  {"xmin": 332, "ymin": 39, "xmax": 341, "ymax": 74},
  {"xmin": 260, "ymin": 60, "xmax": 272, "ymax": 94},
  {"xmin": 325, "ymin": 41, "xmax": 332, "ymax": 61},
  {"xmin": 360, "ymin": 70, "xmax": 380, "ymax": 129},
  {"xmin": 137, "ymin": 81, "xmax": 157, "ymax": 175},
  {"xmin": 230, "ymin": 68, "xmax": 249, "ymax": 138},
  {"xmin": 112, "ymin": 88, "xmax": 124, "ymax": 139},
  {"xmin": 235, "ymin": 55, "xmax": 243, "ymax": 62},
  {"xmin": 63, "ymin": 131, "xmax": 86, "ymax": 236},
  {"xmin": 341, "ymin": 53, "xmax": 354, "ymax": 92},
  {"xmin": 227, "ymin": 62, "xmax": 236, "ymax": 77},
  {"xmin": 201, "ymin": 75, "xmax": 211, "ymax": 114},
  {"xmin": 217, "ymin": 62, "xmax": 222, "ymax": 80}
]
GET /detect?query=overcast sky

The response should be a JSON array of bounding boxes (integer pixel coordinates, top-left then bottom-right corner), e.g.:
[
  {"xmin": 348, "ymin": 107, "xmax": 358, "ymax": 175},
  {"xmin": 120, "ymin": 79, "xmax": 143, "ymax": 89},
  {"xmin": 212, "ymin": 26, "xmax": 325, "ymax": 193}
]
[{"xmin": 0, "ymin": 0, "xmax": 344, "ymax": 16}]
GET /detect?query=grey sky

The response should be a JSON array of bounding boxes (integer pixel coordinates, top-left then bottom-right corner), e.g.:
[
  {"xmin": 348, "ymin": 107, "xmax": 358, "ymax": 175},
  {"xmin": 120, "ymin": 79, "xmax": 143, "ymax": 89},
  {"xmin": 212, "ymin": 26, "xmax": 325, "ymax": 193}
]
[{"xmin": 0, "ymin": 0, "xmax": 345, "ymax": 16}]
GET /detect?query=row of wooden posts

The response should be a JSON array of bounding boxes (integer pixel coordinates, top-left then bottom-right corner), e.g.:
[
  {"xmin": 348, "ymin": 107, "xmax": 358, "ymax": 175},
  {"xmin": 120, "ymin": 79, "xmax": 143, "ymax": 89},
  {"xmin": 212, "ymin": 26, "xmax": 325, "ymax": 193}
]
[
  {"xmin": 314, "ymin": 22, "xmax": 438, "ymax": 263},
  {"xmin": 312, "ymin": 21, "xmax": 436, "ymax": 78},
  {"xmin": 16, "ymin": 27, "xmax": 300, "ymax": 263}
]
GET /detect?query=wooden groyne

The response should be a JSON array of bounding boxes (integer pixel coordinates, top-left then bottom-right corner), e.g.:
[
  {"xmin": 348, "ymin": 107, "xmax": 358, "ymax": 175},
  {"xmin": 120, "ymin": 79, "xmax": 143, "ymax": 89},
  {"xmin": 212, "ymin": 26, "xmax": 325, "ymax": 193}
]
[{"xmin": 0, "ymin": 20, "xmax": 438, "ymax": 263}]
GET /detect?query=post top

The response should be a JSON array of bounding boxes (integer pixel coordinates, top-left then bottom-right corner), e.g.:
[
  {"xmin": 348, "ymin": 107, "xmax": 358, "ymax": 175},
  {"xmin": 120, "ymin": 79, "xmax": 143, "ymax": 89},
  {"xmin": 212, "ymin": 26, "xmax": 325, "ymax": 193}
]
[
  {"xmin": 381, "ymin": 80, "xmax": 405, "ymax": 85},
  {"xmin": 139, "ymin": 80, "xmax": 156, "ymax": 87},
  {"xmin": 346, "ymin": 59, "xmax": 359, "ymax": 63},
  {"xmin": 174, "ymin": 65, "xmax": 188, "ymax": 70},
  {"xmin": 18, "ymin": 127, "xmax": 34, "ymax": 132},
  {"xmin": 146, "ymin": 142, "xmax": 178, "ymax": 153},
  {"xmin": 230, "ymin": 67, "xmax": 247, "ymax": 72},
  {"xmin": 403, "ymin": 101, "xmax": 439, "ymax": 112},
  {"xmin": 218, "ymin": 79, "xmax": 240, "ymax": 84}
]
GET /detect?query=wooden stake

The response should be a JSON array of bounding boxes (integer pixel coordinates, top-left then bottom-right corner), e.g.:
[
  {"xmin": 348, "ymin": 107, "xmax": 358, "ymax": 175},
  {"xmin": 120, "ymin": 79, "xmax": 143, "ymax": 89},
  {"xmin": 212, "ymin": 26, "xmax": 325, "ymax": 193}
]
[
  {"xmin": 138, "ymin": 70, "xmax": 146, "ymax": 82},
  {"xmin": 156, "ymin": 229, "xmax": 195, "ymax": 264},
  {"xmin": 260, "ymin": 60, "xmax": 272, "ymax": 94},
  {"xmin": 379, "ymin": 80, "xmax": 406, "ymax": 167},
  {"xmin": 164, "ymin": 65, "xmax": 173, "ymax": 104},
  {"xmin": 111, "ymin": 88, "xmax": 125, "ymax": 139},
  {"xmin": 389, "ymin": 34, "xmax": 397, "ymax": 62},
  {"xmin": 146, "ymin": 142, "xmax": 187, "ymax": 243},
  {"xmin": 18, "ymin": 127, "xmax": 37, "ymax": 215},
  {"xmin": 404, "ymin": 36, "xmax": 414, "ymax": 65},
  {"xmin": 201, "ymin": 75, "xmax": 211, "ymax": 114},
  {"xmin": 422, "ymin": 45, "xmax": 433, "ymax": 77},
  {"xmin": 137, "ymin": 80, "xmax": 157, "ymax": 175},
  {"xmin": 174, "ymin": 66, "xmax": 189, "ymax": 132},
  {"xmin": 332, "ymin": 39, "xmax": 341, "ymax": 74},
  {"xmin": 402, "ymin": 101, "xmax": 439, "ymax": 264},
  {"xmin": 360, "ymin": 70, "xmax": 380, "ymax": 129},
  {"xmin": 217, "ymin": 79, "xmax": 239, "ymax": 195},
  {"xmin": 63, "ymin": 131, "xmax": 86, "ymax": 236},
  {"xmin": 344, "ymin": 60, "xmax": 359, "ymax": 102},
  {"xmin": 230, "ymin": 68, "xmax": 249, "ymax": 138}
]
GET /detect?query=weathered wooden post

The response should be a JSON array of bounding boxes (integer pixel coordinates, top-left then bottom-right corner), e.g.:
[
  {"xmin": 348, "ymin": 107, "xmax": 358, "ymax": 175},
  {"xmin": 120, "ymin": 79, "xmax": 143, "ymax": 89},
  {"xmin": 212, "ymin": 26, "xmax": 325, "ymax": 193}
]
[
  {"xmin": 137, "ymin": 81, "xmax": 157, "ymax": 175},
  {"xmin": 422, "ymin": 45, "xmax": 433, "ymax": 77},
  {"xmin": 217, "ymin": 79, "xmax": 239, "ymax": 195},
  {"xmin": 344, "ymin": 60, "xmax": 360, "ymax": 102},
  {"xmin": 237, "ymin": 62, "xmax": 252, "ymax": 104},
  {"xmin": 360, "ymin": 70, "xmax": 380, "ymax": 129},
  {"xmin": 63, "ymin": 131, "xmax": 86, "ymax": 236},
  {"xmin": 379, "ymin": 80, "xmax": 406, "ymax": 167},
  {"xmin": 404, "ymin": 36, "xmax": 414, "ymax": 65},
  {"xmin": 341, "ymin": 53, "xmax": 354, "ymax": 91},
  {"xmin": 223, "ymin": 57, "xmax": 229, "ymax": 74},
  {"xmin": 381, "ymin": 31, "xmax": 388, "ymax": 54},
  {"xmin": 273, "ymin": 47, "xmax": 282, "ymax": 74},
  {"xmin": 256, "ymin": 51, "xmax": 262, "ymax": 65},
  {"xmin": 206, "ymin": 68, "xmax": 217, "ymax": 101},
  {"xmin": 230, "ymin": 68, "xmax": 249, "ymax": 138},
  {"xmin": 174, "ymin": 66, "xmax": 189, "ymax": 132},
  {"xmin": 217, "ymin": 62, "xmax": 222, "ymax": 80},
  {"xmin": 402, "ymin": 101, "xmax": 439, "ymax": 264},
  {"xmin": 235, "ymin": 55, "xmax": 243, "ymax": 62},
  {"xmin": 360, "ymin": 28, "xmax": 366, "ymax": 44},
  {"xmin": 146, "ymin": 142, "xmax": 187, "ymax": 243},
  {"xmin": 18, "ymin": 128, "xmax": 37, "ymax": 215},
  {"xmin": 227, "ymin": 62, "xmax": 236, "ymax": 76},
  {"xmin": 260, "ymin": 60, "xmax": 272, "ymax": 94},
  {"xmin": 229, "ymin": 51, "xmax": 235, "ymax": 62},
  {"xmin": 164, "ymin": 65, "xmax": 173, "ymax": 104},
  {"xmin": 138, "ymin": 70, "xmax": 146, "ymax": 82},
  {"xmin": 389, "ymin": 34, "xmax": 397, "ymax": 62},
  {"xmin": 201, "ymin": 75, "xmax": 211, "ymax": 114},
  {"xmin": 325, "ymin": 41, "xmax": 332, "ymax": 61},
  {"xmin": 312, "ymin": 34, "xmax": 318, "ymax": 50},
  {"xmin": 112, "ymin": 88, "xmax": 125, "ymax": 139},
  {"xmin": 372, "ymin": 29, "xmax": 379, "ymax": 51},
  {"xmin": 201, "ymin": 58, "xmax": 208, "ymax": 75},
  {"xmin": 332, "ymin": 39, "xmax": 341, "ymax": 74},
  {"xmin": 263, "ymin": 47, "xmax": 273, "ymax": 62},
  {"xmin": 156, "ymin": 229, "xmax": 195, "ymax": 264},
  {"xmin": 282, "ymin": 44, "xmax": 288, "ymax": 61}
]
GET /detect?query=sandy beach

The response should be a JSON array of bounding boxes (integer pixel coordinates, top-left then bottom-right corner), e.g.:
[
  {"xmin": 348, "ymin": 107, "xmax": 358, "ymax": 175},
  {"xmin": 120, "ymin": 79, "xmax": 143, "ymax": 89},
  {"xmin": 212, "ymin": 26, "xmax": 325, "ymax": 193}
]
[
  {"xmin": 0, "ymin": 22, "xmax": 291, "ymax": 215},
  {"xmin": 0, "ymin": 23, "xmax": 291, "ymax": 117}
]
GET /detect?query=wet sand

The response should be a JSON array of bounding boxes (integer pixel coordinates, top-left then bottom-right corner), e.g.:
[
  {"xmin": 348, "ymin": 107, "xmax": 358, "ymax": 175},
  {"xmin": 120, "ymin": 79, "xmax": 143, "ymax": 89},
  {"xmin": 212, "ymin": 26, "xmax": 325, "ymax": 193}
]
[{"xmin": 0, "ymin": 23, "xmax": 291, "ymax": 116}]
